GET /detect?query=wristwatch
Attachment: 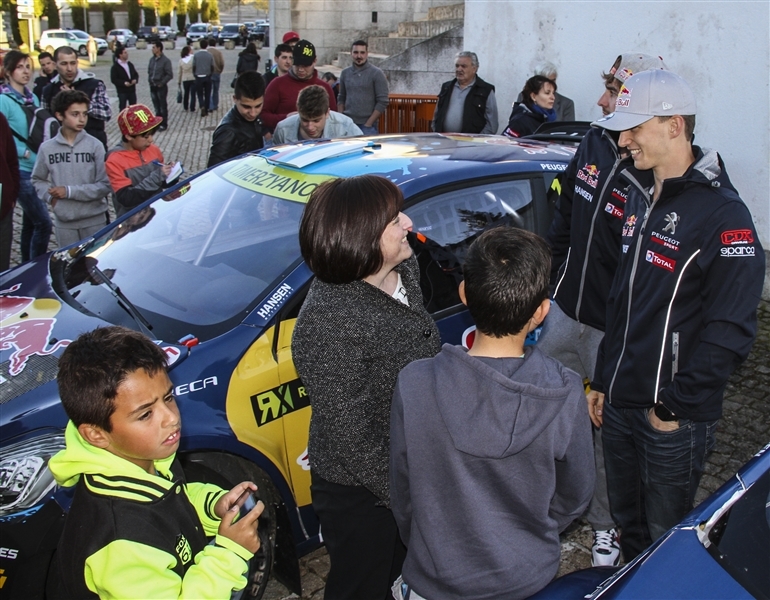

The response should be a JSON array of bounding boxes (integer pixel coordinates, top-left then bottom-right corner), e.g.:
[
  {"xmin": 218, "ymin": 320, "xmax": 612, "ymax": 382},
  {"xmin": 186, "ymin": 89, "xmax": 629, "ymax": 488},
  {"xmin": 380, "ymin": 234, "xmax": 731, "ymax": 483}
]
[{"xmin": 653, "ymin": 403, "xmax": 677, "ymax": 422}]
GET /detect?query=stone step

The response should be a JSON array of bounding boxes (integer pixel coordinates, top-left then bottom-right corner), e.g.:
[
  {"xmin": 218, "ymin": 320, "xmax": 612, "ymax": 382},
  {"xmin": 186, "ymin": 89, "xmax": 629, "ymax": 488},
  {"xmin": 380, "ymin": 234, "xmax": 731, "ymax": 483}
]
[
  {"xmin": 368, "ymin": 36, "xmax": 426, "ymax": 56},
  {"xmin": 427, "ymin": 3, "xmax": 465, "ymax": 21},
  {"xmin": 335, "ymin": 52, "xmax": 389, "ymax": 70},
  {"xmin": 397, "ymin": 18, "xmax": 463, "ymax": 38}
]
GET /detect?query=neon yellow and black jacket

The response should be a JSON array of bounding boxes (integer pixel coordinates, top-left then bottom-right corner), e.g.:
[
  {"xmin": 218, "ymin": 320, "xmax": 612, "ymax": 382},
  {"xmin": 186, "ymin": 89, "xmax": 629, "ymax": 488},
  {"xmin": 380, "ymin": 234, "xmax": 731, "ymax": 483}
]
[{"xmin": 48, "ymin": 422, "xmax": 253, "ymax": 599}]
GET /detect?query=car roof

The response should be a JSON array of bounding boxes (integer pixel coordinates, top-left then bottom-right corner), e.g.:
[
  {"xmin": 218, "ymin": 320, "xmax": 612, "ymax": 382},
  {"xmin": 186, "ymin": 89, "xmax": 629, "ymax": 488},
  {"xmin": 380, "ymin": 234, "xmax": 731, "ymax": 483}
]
[{"xmin": 255, "ymin": 133, "xmax": 576, "ymax": 199}]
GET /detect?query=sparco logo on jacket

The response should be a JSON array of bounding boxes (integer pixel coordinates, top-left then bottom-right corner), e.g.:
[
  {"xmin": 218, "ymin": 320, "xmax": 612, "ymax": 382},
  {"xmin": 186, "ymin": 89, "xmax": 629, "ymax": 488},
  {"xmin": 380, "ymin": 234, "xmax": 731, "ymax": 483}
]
[
  {"xmin": 646, "ymin": 250, "xmax": 676, "ymax": 272},
  {"xmin": 576, "ymin": 163, "xmax": 600, "ymax": 188}
]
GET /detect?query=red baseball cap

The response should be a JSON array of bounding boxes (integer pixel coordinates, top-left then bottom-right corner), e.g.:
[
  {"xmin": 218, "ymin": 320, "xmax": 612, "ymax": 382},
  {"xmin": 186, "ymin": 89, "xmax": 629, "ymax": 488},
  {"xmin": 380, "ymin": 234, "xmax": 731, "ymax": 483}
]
[
  {"xmin": 117, "ymin": 104, "xmax": 163, "ymax": 137},
  {"xmin": 282, "ymin": 31, "xmax": 300, "ymax": 44}
]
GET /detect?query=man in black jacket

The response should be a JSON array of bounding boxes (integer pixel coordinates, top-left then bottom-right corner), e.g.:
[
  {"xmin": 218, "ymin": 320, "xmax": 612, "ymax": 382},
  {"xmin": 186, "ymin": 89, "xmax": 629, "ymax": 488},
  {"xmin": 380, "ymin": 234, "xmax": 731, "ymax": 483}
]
[
  {"xmin": 432, "ymin": 51, "xmax": 498, "ymax": 134},
  {"xmin": 207, "ymin": 72, "xmax": 265, "ymax": 167},
  {"xmin": 538, "ymin": 53, "xmax": 667, "ymax": 567},
  {"xmin": 588, "ymin": 69, "xmax": 764, "ymax": 562}
]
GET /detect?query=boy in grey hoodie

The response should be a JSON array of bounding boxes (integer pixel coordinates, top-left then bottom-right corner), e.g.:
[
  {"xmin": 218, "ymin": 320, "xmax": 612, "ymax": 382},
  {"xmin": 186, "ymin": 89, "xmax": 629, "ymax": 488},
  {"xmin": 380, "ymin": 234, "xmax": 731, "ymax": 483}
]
[
  {"xmin": 390, "ymin": 227, "xmax": 595, "ymax": 600},
  {"xmin": 32, "ymin": 90, "xmax": 111, "ymax": 247}
]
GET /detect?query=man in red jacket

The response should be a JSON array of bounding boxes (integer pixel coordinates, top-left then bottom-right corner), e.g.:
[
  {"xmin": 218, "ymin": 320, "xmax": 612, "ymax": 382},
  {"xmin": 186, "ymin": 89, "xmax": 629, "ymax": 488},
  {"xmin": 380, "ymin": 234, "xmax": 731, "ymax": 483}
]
[{"xmin": 261, "ymin": 40, "xmax": 336, "ymax": 131}]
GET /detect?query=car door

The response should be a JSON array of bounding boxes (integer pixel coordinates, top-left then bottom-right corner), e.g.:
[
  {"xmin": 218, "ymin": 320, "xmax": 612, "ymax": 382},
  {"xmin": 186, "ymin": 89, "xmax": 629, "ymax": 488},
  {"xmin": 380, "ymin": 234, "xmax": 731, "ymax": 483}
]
[{"xmin": 404, "ymin": 174, "xmax": 553, "ymax": 345}]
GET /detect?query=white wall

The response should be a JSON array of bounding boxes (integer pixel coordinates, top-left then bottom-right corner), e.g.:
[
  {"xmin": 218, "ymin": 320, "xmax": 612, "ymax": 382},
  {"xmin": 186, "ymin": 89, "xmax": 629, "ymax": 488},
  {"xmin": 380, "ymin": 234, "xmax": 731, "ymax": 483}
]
[{"xmin": 465, "ymin": 0, "xmax": 770, "ymax": 251}]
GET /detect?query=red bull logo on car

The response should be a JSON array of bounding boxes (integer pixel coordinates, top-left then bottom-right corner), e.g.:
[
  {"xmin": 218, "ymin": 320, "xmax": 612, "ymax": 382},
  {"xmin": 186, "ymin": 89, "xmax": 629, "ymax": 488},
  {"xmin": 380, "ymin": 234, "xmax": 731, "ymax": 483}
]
[{"xmin": 0, "ymin": 284, "xmax": 71, "ymax": 377}]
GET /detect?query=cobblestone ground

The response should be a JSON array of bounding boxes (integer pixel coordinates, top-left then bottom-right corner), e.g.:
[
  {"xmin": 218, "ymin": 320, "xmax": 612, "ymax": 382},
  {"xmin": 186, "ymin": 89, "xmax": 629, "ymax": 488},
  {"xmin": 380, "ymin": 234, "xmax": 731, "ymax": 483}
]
[{"xmin": 9, "ymin": 51, "xmax": 770, "ymax": 599}]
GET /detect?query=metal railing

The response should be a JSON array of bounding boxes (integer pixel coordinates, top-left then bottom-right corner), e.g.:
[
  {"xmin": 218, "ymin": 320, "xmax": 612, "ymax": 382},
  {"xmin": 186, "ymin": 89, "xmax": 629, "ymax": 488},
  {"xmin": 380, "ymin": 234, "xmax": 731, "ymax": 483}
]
[{"xmin": 379, "ymin": 94, "xmax": 438, "ymax": 134}]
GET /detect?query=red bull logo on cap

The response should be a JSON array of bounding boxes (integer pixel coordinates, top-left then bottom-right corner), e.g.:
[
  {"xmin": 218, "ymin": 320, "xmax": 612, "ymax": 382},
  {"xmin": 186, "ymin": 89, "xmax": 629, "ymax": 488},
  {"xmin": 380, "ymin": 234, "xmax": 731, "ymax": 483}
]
[
  {"xmin": 616, "ymin": 85, "xmax": 632, "ymax": 109},
  {"xmin": 0, "ymin": 284, "xmax": 71, "ymax": 377}
]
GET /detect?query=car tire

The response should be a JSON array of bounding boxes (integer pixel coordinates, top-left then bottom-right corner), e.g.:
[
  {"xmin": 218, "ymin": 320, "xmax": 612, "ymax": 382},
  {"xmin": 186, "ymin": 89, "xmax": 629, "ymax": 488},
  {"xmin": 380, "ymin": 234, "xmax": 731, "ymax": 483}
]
[
  {"xmin": 78, "ymin": 45, "xmax": 87, "ymax": 56},
  {"xmin": 180, "ymin": 453, "xmax": 277, "ymax": 600},
  {"xmin": 45, "ymin": 45, "xmax": 55, "ymax": 54}
]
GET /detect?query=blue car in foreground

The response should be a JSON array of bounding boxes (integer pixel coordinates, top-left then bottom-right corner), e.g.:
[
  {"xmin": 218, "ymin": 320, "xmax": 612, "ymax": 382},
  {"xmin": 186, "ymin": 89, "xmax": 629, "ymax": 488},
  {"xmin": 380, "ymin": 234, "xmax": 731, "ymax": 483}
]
[
  {"xmin": 535, "ymin": 440, "xmax": 770, "ymax": 599},
  {"xmin": 0, "ymin": 133, "xmax": 574, "ymax": 599}
]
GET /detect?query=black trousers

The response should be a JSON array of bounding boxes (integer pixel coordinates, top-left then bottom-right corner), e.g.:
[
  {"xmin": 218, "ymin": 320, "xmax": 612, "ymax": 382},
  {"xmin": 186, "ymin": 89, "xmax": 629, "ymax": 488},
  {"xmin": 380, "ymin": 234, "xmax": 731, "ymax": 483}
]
[
  {"xmin": 311, "ymin": 473, "xmax": 405, "ymax": 600},
  {"xmin": 117, "ymin": 88, "xmax": 137, "ymax": 110},
  {"xmin": 194, "ymin": 76, "xmax": 211, "ymax": 112},
  {"xmin": 149, "ymin": 83, "xmax": 168, "ymax": 124}
]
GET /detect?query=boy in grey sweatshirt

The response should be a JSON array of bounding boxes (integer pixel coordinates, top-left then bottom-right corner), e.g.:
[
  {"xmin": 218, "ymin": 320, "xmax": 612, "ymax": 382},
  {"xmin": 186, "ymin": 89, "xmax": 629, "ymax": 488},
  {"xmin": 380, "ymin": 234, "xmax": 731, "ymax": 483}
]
[
  {"xmin": 390, "ymin": 227, "xmax": 595, "ymax": 600},
  {"xmin": 32, "ymin": 90, "xmax": 111, "ymax": 247}
]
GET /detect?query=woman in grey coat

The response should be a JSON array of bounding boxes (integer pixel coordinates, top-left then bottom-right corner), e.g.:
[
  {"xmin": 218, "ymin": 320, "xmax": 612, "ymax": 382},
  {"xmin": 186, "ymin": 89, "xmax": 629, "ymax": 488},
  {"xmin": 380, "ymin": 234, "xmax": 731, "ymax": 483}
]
[{"xmin": 292, "ymin": 175, "xmax": 440, "ymax": 600}]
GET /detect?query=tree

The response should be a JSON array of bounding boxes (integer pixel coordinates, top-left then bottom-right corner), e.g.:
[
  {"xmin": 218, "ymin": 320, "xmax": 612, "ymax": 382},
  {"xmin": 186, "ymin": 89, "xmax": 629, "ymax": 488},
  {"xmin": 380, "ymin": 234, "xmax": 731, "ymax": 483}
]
[
  {"xmin": 71, "ymin": 0, "xmax": 87, "ymax": 31},
  {"xmin": 208, "ymin": 0, "xmax": 218, "ymax": 24},
  {"xmin": 176, "ymin": 0, "xmax": 187, "ymax": 33},
  {"xmin": 46, "ymin": 0, "xmax": 60, "ymax": 29},
  {"xmin": 200, "ymin": 0, "xmax": 209, "ymax": 23},
  {"xmin": 5, "ymin": 0, "xmax": 23, "ymax": 47},
  {"xmin": 158, "ymin": 0, "xmax": 173, "ymax": 26},
  {"xmin": 143, "ymin": 7, "xmax": 157, "ymax": 26},
  {"xmin": 187, "ymin": 0, "xmax": 199, "ymax": 24},
  {"xmin": 102, "ymin": 4, "xmax": 115, "ymax": 34},
  {"xmin": 127, "ymin": 0, "xmax": 141, "ymax": 33}
]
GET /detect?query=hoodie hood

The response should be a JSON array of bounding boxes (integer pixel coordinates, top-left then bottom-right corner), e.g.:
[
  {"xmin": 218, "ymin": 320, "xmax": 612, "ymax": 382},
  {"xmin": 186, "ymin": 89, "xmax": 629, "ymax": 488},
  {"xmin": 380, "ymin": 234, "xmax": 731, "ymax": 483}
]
[
  {"xmin": 52, "ymin": 68, "xmax": 95, "ymax": 86},
  {"xmin": 49, "ymin": 421, "xmax": 176, "ymax": 488},
  {"xmin": 435, "ymin": 344, "xmax": 577, "ymax": 458}
]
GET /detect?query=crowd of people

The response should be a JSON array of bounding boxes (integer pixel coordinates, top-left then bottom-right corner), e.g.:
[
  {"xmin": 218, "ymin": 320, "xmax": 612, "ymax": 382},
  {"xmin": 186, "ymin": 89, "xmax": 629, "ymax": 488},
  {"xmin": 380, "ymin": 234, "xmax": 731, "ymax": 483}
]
[{"xmin": 0, "ymin": 30, "xmax": 765, "ymax": 600}]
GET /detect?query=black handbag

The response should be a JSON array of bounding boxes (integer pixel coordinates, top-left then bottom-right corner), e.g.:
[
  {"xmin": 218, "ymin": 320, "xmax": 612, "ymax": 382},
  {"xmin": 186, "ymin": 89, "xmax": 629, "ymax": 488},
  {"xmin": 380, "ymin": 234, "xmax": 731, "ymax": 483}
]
[{"xmin": 176, "ymin": 86, "xmax": 182, "ymax": 103}]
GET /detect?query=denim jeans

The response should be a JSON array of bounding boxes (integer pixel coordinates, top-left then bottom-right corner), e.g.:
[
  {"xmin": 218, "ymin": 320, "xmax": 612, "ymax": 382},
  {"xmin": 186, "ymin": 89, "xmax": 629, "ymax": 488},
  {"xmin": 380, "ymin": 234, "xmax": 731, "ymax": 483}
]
[
  {"xmin": 182, "ymin": 80, "xmax": 196, "ymax": 111},
  {"xmin": 150, "ymin": 84, "xmax": 168, "ymax": 125},
  {"xmin": 17, "ymin": 171, "xmax": 52, "ymax": 262},
  {"xmin": 209, "ymin": 73, "xmax": 220, "ymax": 110},
  {"xmin": 359, "ymin": 124, "xmax": 379, "ymax": 136},
  {"xmin": 602, "ymin": 402, "xmax": 717, "ymax": 561},
  {"xmin": 195, "ymin": 76, "xmax": 212, "ymax": 113}
]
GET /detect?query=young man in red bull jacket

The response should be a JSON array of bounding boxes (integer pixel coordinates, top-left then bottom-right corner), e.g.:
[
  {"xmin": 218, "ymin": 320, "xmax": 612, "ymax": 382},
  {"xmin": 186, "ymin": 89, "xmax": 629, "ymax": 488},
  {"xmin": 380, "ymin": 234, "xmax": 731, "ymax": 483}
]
[
  {"xmin": 538, "ymin": 53, "xmax": 666, "ymax": 567},
  {"xmin": 588, "ymin": 69, "xmax": 764, "ymax": 562}
]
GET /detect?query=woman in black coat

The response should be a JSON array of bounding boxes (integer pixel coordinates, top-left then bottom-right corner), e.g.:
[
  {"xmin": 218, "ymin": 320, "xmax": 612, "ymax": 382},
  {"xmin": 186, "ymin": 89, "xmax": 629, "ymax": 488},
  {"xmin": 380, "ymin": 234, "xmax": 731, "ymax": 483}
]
[
  {"xmin": 110, "ymin": 46, "xmax": 139, "ymax": 110},
  {"xmin": 236, "ymin": 42, "xmax": 260, "ymax": 75},
  {"xmin": 504, "ymin": 75, "xmax": 557, "ymax": 138},
  {"xmin": 292, "ymin": 175, "xmax": 440, "ymax": 599}
]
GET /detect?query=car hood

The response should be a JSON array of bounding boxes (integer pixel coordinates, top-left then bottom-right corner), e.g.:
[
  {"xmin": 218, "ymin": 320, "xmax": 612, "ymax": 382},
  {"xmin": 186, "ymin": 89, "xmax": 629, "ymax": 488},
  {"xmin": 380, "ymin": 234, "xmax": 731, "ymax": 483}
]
[{"xmin": 0, "ymin": 254, "xmax": 188, "ymax": 409}]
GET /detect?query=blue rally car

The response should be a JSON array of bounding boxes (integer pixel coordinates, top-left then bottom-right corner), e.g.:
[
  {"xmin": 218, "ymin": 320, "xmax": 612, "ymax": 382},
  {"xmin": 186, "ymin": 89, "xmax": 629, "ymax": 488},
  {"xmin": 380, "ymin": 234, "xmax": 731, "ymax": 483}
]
[{"xmin": 0, "ymin": 133, "xmax": 574, "ymax": 598}]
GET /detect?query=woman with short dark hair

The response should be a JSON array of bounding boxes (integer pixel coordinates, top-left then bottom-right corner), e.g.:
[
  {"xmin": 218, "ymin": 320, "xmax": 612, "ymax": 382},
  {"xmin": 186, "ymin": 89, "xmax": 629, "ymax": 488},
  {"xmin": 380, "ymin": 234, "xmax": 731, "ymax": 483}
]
[
  {"xmin": 504, "ymin": 75, "xmax": 557, "ymax": 138},
  {"xmin": 292, "ymin": 174, "xmax": 440, "ymax": 599}
]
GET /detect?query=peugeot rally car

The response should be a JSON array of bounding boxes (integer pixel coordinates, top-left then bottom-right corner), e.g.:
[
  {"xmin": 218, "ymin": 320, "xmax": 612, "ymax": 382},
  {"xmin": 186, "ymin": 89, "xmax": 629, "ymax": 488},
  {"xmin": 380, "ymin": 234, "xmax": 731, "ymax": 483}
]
[{"xmin": 0, "ymin": 133, "xmax": 576, "ymax": 598}]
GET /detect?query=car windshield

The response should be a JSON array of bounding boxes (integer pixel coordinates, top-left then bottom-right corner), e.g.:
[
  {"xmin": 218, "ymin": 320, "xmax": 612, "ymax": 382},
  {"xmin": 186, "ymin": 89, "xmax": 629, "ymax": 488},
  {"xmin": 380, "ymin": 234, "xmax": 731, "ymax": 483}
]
[
  {"xmin": 56, "ymin": 157, "xmax": 315, "ymax": 343},
  {"xmin": 190, "ymin": 25, "xmax": 206, "ymax": 32},
  {"xmin": 71, "ymin": 30, "xmax": 90, "ymax": 39},
  {"xmin": 705, "ymin": 468, "xmax": 770, "ymax": 598},
  {"xmin": 223, "ymin": 25, "xmax": 239, "ymax": 32}
]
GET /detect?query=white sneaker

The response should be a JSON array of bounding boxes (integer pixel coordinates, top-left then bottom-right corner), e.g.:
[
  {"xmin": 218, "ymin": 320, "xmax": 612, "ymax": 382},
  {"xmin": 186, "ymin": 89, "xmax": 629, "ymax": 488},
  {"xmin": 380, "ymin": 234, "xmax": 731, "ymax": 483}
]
[{"xmin": 592, "ymin": 528, "xmax": 621, "ymax": 567}]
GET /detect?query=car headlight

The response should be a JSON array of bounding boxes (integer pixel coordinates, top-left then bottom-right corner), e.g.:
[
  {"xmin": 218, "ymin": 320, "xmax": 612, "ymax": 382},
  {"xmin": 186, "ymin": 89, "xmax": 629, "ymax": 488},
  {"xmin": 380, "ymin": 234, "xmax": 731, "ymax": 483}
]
[{"xmin": 0, "ymin": 433, "xmax": 65, "ymax": 515}]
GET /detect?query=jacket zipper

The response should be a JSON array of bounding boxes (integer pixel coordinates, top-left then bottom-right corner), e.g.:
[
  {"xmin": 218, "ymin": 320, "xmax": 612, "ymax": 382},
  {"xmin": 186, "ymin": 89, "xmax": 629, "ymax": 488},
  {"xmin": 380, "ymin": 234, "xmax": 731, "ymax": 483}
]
[
  {"xmin": 671, "ymin": 332, "xmax": 680, "ymax": 378},
  {"xmin": 575, "ymin": 133, "xmax": 620, "ymax": 320}
]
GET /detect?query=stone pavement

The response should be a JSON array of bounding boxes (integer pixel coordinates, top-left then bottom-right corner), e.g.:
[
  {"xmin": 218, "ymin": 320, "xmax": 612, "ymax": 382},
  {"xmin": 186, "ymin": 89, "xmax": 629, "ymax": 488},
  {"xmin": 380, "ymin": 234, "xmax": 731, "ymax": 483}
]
[{"xmin": 8, "ymin": 49, "xmax": 770, "ymax": 598}]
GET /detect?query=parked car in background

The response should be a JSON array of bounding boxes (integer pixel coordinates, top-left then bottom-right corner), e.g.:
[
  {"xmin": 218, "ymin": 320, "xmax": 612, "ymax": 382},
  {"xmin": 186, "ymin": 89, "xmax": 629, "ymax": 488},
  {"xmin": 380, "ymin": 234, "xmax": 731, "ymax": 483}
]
[
  {"xmin": 136, "ymin": 25, "xmax": 160, "ymax": 43},
  {"xmin": 186, "ymin": 22, "xmax": 215, "ymax": 45},
  {"xmin": 211, "ymin": 25, "xmax": 222, "ymax": 45},
  {"xmin": 69, "ymin": 29, "xmax": 108, "ymax": 55},
  {"xmin": 37, "ymin": 29, "xmax": 107, "ymax": 56},
  {"xmin": 106, "ymin": 28, "xmax": 137, "ymax": 48},
  {"xmin": 157, "ymin": 25, "xmax": 177, "ymax": 41},
  {"xmin": 218, "ymin": 23, "xmax": 246, "ymax": 46},
  {"xmin": 0, "ymin": 133, "xmax": 576, "ymax": 600},
  {"xmin": 251, "ymin": 24, "xmax": 269, "ymax": 45}
]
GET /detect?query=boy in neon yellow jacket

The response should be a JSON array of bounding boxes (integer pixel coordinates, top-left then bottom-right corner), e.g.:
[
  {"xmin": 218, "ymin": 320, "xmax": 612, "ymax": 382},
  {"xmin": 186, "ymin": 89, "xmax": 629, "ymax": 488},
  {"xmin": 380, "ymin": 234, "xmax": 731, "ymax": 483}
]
[{"xmin": 49, "ymin": 326, "xmax": 264, "ymax": 599}]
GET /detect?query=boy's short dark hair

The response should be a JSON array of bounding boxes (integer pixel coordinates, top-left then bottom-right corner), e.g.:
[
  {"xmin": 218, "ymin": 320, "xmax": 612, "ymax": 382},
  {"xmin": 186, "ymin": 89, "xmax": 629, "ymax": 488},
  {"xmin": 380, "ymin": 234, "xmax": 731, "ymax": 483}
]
[
  {"xmin": 296, "ymin": 85, "xmax": 328, "ymax": 120},
  {"xmin": 38, "ymin": 51, "xmax": 54, "ymax": 62},
  {"xmin": 53, "ymin": 45, "xmax": 77, "ymax": 61},
  {"xmin": 299, "ymin": 175, "xmax": 402, "ymax": 284},
  {"xmin": 51, "ymin": 89, "xmax": 90, "ymax": 118},
  {"xmin": 234, "ymin": 70, "xmax": 265, "ymax": 100},
  {"xmin": 57, "ymin": 326, "xmax": 168, "ymax": 431},
  {"xmin": 351, "ymin": 39, "xmax": 367, "ymax": 49},
  {"xmin": 463, "ymin": 227, "xmax": 550, "ymax": 337},
  {"xmin": 274, "ymin": 43, "xmax": 292, "ymax": 58},
  {"xmin": 153, "ymin": 40, "xmax": 164, "ymax": 51},
  {"xmin": 199, "ymin": 38, "xmax": 208, "ymax": 49}
]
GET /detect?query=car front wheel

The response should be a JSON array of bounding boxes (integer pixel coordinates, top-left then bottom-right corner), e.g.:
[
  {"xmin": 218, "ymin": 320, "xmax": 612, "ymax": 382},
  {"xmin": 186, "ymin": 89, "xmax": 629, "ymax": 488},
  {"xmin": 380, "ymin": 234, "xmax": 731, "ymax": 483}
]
[
  {"xmin": 180, "ymin": 453, "xmax": 277, "ymax": 599},
  {"xmin": 78, "ymin": 45, "xmax": 87, "ymax": 56}
]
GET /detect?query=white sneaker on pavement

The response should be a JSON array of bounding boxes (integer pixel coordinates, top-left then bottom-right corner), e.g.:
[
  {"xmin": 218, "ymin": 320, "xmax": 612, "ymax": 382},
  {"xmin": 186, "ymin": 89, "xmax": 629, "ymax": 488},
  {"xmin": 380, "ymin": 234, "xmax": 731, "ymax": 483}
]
[{"xmin": 592, "ymin": 528, "xmax": 621, "ymax": 567}]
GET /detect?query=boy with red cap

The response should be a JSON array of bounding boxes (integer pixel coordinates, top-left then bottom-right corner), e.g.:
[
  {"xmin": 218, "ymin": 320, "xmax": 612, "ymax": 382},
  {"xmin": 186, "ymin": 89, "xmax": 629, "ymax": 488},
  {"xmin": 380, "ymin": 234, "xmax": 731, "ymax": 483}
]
[{"xmin": 106, "ymin": 104, "xmax": 180, "ymax": 217}]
